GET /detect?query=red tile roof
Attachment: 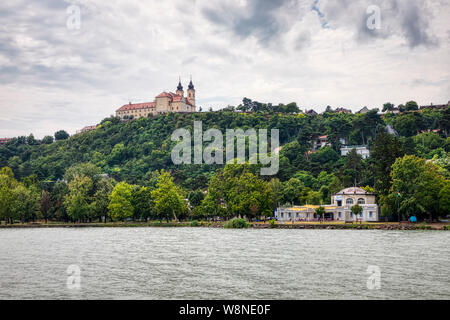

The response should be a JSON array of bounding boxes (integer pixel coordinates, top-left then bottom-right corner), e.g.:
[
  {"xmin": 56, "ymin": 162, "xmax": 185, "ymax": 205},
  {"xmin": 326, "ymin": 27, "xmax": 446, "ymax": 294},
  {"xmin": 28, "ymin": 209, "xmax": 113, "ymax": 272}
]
[
  {"xmin": 117, "ymin": 91, "xmax": 194, "ymax": 112},
  {"xmin": 156, "ymin": 92, "xmax": 171, "ymax": 98},
  {"xmin": 81, "ymin": 125, "xmax": 97, "ymax": 131},
  {"xmin": 0, "ymin": 138, "xmax": 12, "ymax": 145},
  {"xmin": 117, "ymin": 102, "xmax": 156, "ymax": 112}
]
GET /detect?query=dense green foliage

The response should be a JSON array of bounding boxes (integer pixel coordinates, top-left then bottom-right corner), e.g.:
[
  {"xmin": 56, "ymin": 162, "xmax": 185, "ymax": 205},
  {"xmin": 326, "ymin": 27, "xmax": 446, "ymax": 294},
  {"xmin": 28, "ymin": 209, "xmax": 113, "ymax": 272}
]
[
  {"xmin": 224, "ymin": 218, "xmax": 250, "ymax": 229},
  {"xmin": 0, "ymin": 103, "xmax": 449, "ymax": 224}
]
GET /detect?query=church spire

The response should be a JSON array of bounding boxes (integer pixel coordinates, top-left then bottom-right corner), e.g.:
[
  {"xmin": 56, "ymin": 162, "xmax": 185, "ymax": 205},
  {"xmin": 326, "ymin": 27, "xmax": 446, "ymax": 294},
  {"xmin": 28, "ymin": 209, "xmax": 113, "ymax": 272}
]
[
  {"xmin": 177, "ymin": 76, "xmax": 183, "ymax": 91},
  {"xmin": 188, "ymin": 75, "xmax": 194, "ymax": 90}
]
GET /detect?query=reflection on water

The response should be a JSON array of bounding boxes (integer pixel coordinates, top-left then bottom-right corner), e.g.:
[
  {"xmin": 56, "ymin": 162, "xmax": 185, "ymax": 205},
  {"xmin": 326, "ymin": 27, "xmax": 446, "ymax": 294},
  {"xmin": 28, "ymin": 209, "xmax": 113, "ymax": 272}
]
[{"xmin": 0, "ymin": 228, "xmax": 449, "ymax": 299}]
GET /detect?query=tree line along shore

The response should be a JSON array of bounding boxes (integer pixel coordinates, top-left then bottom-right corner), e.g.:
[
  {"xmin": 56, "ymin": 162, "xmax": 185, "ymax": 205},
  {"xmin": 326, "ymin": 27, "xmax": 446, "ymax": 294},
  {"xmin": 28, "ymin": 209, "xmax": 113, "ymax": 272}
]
[{"xmin": 0, "ymin": 102, "xmax": 449, "ymax": 225}]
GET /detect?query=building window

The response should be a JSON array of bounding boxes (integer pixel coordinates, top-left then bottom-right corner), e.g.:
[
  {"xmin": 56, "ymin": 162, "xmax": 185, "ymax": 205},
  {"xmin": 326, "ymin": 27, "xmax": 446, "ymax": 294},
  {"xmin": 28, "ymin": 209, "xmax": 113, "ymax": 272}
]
[
  {"xmin": 346, "ymin": 198, "xmax": 354, "ymax": 205},
  {"xmin": 369, "ymin": 212, "xmax": 373, "ymax": 218},
  {"xmin": 338, "ymin": 212, "xmax": 342, "ymax": 218},
  {"xmin": 280, "ymin": 213, "xmax": 284, "ymax": 219},
  {"xmin": 359, "ymin": 213, "xmax": 362, "ymax": 217},
  {"xmin": 358, "ymin": 198, "xmax": 365, "ymax": 205},
  {"xmin": 288, "ymin": 213, "xmax": 291, "ymax": 218}
]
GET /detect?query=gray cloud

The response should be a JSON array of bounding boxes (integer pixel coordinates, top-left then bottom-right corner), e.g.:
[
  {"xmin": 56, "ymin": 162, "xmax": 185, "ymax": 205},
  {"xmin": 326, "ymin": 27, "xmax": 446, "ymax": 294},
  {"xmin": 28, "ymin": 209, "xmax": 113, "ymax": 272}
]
[
  {"xmin": 399, "ymin": 1, "xmax": 438, "ymax": 47},
  {"xmin": 317, "ymin": 0, "xmax": 439, "ymax": 48},
  {"xmin": 0, "ymin": 0, "xmax": 448, "ymax": 138},
  {"xmin": 202, "ymin": 0, "xmax": 300, "ymax": 43}
]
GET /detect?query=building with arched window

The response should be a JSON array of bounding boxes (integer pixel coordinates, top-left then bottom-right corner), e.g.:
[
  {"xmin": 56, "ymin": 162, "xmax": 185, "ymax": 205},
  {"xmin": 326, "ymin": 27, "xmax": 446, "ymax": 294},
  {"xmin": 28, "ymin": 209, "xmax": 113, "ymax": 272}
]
[
  {"xmin": 276, "ymin": 187, "xmax": 379, "ymax": 222},
  {"xmin": 115, "ymin": 78, "xmax": 196, "ymax": 119}
]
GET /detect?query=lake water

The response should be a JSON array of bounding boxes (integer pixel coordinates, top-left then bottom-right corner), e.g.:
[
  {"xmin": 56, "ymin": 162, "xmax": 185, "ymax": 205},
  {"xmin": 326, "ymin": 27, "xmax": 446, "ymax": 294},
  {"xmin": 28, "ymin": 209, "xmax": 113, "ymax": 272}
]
[{"xmin": 0, "ymin": 228, "xmax": 449, "ymax": 300}]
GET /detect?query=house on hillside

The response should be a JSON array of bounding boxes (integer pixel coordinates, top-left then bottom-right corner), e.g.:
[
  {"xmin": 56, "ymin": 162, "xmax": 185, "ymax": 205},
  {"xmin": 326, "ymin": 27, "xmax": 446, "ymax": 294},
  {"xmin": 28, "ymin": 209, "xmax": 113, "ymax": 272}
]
[
  {"xmin": 356, "ymin": 107, "xmax": 370, "ymax": 114},
  {"xmin": 305, "ymin": 109, "xmax": 318, "ymax": 115},
  {"xmin": 77, "ymin": 125, "xmax": 98, "ymax": 134},
  {"xmin": 420, "ymin": 101, "xmax": 450, "ymax": 110},
  {"xmin": 0, "ymin": 138, "xmax": 12, "ymax": 146},
  {"xmin": 341, "ymin": 145, "xmax": 370, "ymax": 159},
  {"xmin": 335, "ymin": 107, "xmax": 352, "ymax": 114},
  {"xmin": 313, "ymin": 135, "xmax": 330, "ymax": 151}
]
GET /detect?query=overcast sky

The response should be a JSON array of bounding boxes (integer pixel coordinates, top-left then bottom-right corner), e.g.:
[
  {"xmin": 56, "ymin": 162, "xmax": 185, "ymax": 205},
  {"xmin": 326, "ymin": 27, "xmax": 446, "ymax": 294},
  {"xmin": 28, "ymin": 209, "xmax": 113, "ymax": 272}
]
[{"xmin": 0, "ymin": 0, "xmax": 449, "ymax": 138}]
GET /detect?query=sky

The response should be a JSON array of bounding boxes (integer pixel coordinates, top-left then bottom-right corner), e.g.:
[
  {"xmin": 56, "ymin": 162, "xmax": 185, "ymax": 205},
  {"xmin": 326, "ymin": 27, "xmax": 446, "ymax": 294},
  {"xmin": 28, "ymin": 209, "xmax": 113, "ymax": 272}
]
[{"xmin": 0, "ymin": 0, "xmax": 449, "ymax": 138}]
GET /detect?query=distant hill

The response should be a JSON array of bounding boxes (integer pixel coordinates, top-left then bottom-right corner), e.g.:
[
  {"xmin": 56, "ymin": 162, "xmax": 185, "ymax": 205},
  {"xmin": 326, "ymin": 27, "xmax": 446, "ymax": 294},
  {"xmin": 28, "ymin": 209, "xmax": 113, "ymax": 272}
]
[{"xmin": 0, "ymin": 107, "xmax": 448, "ymax": 191}]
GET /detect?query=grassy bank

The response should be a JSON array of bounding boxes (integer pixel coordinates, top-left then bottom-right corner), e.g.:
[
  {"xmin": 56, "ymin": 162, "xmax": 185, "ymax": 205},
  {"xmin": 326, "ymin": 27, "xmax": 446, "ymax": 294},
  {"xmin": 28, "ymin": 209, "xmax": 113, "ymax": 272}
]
[{"xmin": 0, "ymin": 220, "xmax": 449, "ymax": 230}]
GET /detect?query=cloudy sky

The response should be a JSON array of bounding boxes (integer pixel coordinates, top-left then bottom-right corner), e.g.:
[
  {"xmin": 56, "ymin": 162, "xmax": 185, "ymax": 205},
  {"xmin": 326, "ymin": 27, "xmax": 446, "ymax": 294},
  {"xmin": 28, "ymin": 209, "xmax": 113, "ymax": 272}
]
[{"xmin": 0, "ymin": 0, "xmax": 449, "ymax": 138}]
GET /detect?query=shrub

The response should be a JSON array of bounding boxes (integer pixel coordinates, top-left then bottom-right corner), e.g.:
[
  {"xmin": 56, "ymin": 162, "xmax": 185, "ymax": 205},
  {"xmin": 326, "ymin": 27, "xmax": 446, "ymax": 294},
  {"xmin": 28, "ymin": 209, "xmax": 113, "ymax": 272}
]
[
  {"xmin": 415, "ymin": 225, "xmax": 432, "ymax": 230},
  {"xmin": 190, "ymin": 220, "xmax": 200, "ymax": 227},
  {"xmin": 270, "ymin": 219, "xmax": 276, "ymax": 228},
  {"xmin": 224, "ymin": 218, "xmax": 250, "ymax": 229}
]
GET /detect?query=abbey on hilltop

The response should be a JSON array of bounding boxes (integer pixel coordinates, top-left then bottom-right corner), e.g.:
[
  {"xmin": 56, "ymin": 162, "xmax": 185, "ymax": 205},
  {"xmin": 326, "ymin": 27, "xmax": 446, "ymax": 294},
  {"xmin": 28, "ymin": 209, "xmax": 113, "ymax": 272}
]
[{"xmin": 116, "ymin": 78, "xmax": 196, "ymax": 119}]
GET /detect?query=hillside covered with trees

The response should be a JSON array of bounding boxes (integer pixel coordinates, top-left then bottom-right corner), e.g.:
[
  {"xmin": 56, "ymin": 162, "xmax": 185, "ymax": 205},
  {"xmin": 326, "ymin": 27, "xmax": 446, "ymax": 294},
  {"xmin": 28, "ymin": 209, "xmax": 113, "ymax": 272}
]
[{"xmin": 0, "ymin": 101, "xmax": 449, "ymax": 224}]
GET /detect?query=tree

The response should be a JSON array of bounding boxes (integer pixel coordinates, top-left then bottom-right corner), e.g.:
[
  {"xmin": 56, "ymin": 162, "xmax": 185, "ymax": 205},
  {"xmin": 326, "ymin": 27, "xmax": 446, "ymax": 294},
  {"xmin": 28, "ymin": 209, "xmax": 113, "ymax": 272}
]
[
  {"xmin": 188, "ymin": 190, "xmax": 204, "ymax": 209},
  {"xmin": 108, "ymin": 181, "xmax": 134, "ymax": 221},
  {"xmin": 225, "ymin": 171, "xmax": 273, "ymax": 220},
  {"xmin": 413, "ymin": 132, "xmax": 445, "ymax": 159},
  {"xmin": 439, "ymin": 181, "xmax": 450, "ymax": 217},
  {"xmin": 11, "ymin": 184, "xmax": 40, "ymax": 223},
  {"xmin": 351, "ymin": 204, "xmax": 363, "ymax": 223},
  {"xmin": 151, "ymin": 170, "xmax": 185, "ymax": 222},
  {"xmin": 64, "ymin": 175, "xmax": 93, "ymax": 222},
  {"xmin": 268, "ymin": 178, "xmax": 284, "ymax": 208},
  {"xmin": 0, "ymin": 167, "xmax": 19, "ymax": 224},
  {"xmin": 197, "ymin": 173, "xmax": 227, "ymax": 220},
  {"xmin": 394, "ymin": 113, "xmax": 424, "ymax": 137},
  {"xmin": 361, "ymin": 186, "xmax": 375, "ymax": 193},
  {"xmin": 282, "ymin": 178, "xmax": 304, "ymax": 205},
  {"xmin": 132, "ymin": 186, "xmax": 153, "ymax": 221},
  {"xmin": 344, "ymin": 149, "xmax": 362, "ymax": 187},
  {"xmin": 41, "ymin": 136, "xmax": 54, "ymax": 144},
  {"xmin": 383, "ymin": 103, "xmax": 395, "ymax": 112},
  {"xmin": 328, "ymin": 176, "xmax": 344, "ymax": 195},
  {"xmin": 371, "ymin": 131, "xmax": 404, "ymax": 197},
  {"xmin": 26, "ymin": 134, "xmax": 37, "ymax": 145},
  {"xmin": 40, "ymin": 190, "xmax": 52, "ymax": 223},
  {"xmin": 92, "ymin": 178, "xmax": 115, "ymax": 222},
  {"xmin": 54, "ymin": 130, "xmax": 70, "ymax": 141},
  {"xmin": 51, "ymin": 181, "xmax": 69, "ymax": 221},
  {"xmin": 390, "ymin": 155, "xmax": 445, "ymax": 221},
  {"xmin": 439, "ymin": 107, "xmax": 450, "ymax": 137},
  {"xmin": 64, "ymin": 163, "xmax": 102, "ymax": 183},
  {"xmin": 306, "ymin": 190, "xmax": 323, "ymax": 205},
  {"xmin": 315, "ymin": 206, "xmax": 326, "ymax": 222},
  {"xmin": 405, "ymin": 101, "xmax": 419, "ymax": 111}
]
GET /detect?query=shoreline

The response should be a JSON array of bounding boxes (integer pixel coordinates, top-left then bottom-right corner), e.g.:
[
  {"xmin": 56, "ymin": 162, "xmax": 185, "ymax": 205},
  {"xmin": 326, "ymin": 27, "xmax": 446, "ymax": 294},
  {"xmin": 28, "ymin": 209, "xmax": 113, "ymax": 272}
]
[{"xmin": 0, "ymin": 221, "xmax": 448, "ymax": 231}]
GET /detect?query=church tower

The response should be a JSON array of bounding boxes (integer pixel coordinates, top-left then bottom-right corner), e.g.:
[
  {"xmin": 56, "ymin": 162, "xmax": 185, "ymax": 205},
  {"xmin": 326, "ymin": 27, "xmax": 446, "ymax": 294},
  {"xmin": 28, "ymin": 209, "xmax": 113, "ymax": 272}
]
[
  {"xmin": 176, "ymin": 77, "xmax": 184, "ymax": 97},
  {"xmin": 187, "ymin": 76, "xmax": 195, "ymax": 106}
]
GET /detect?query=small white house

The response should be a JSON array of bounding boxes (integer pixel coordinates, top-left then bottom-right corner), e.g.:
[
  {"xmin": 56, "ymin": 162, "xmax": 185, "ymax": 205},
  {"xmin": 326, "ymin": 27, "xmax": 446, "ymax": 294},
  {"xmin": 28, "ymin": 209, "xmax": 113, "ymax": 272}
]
[{"xmin": 341, "ymin": 146, "xmax": 370, "ymax": 159}]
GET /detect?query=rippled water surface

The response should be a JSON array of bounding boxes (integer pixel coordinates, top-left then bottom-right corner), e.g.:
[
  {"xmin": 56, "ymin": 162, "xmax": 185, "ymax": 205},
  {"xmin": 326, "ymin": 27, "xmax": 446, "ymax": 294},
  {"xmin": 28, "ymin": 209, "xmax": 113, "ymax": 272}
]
[{"xmin": 0, "ymin": 228, "xmax": 449, "ymax": 299}]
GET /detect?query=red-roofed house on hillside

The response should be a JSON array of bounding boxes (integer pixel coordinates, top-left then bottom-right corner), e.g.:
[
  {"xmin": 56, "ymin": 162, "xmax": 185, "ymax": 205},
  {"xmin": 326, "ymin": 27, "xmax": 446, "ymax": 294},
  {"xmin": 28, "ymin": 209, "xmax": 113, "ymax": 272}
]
[
  {"xmin": 0, "ymin": 138, "xmax": 12, "ymax": 146},
  {"xmin": 116, "ymin": 79, "xmax": 196, "ymax": 120},
  {"xmin": 77, "ymin": 125, "xmax": 98, "ymax": 134}
]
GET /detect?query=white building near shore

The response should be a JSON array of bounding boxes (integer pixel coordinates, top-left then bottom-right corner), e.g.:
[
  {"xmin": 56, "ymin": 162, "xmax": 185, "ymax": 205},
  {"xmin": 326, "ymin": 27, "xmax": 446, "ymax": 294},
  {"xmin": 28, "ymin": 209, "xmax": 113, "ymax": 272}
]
[{"xmin": 277, "ymin": 187, "xmax": 379, "ymax": 222}]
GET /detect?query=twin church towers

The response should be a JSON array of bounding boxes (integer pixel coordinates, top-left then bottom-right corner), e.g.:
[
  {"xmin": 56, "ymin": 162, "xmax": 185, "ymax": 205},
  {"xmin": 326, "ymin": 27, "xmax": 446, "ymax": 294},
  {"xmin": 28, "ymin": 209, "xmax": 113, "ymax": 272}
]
[{"xmin": 116, "ymin": 77, "xmax": 196, "ymax": 119}]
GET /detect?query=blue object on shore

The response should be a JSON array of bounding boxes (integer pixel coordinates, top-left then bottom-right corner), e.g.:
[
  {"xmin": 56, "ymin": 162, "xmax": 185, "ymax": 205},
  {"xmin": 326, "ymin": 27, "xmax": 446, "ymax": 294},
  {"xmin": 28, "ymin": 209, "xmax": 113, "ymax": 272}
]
[{"xmin": 409, "ymin": 216, "xmax": 417, "ymax": 223}]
